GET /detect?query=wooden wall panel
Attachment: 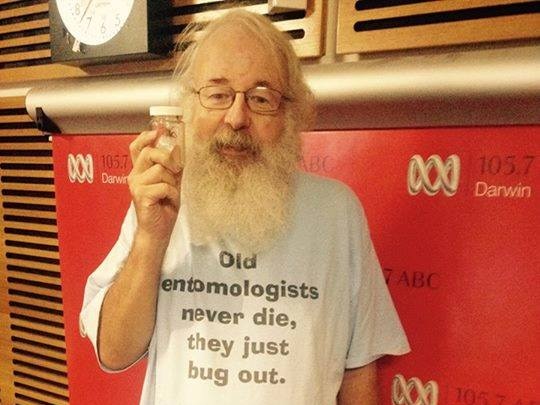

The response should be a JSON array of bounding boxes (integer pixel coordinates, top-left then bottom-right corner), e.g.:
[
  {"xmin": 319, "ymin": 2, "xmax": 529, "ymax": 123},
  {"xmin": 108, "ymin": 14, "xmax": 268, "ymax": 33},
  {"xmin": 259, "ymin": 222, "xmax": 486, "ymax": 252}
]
[
  {"xmin": 171, "ymin": 0, "xmax": 325, "ymax": 58},
  {"xmin": 337, "ymin": 0, "xmax": 540, "ymax": 53},
  {"xmin": 0, "ymin": 0, "xmax": 49, "ymax": 70},
  {"xmin": 0, "ymin": 96, "xmax": 68, "ymax": 405}
]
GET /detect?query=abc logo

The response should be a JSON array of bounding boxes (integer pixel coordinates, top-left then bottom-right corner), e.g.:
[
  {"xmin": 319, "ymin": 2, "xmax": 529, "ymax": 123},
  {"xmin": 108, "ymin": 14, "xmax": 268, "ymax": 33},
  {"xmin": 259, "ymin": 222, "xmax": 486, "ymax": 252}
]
[
  {"xmin": 392, "ymin": 374, "xmax": 439, "ymax": 405},
  {"xmin": 68, "ymin": 153, "xmax": 94, "ymax": 184},
  {"xmin": 407, "ymin": 154, "xmax": 460, "ymax": 197}
]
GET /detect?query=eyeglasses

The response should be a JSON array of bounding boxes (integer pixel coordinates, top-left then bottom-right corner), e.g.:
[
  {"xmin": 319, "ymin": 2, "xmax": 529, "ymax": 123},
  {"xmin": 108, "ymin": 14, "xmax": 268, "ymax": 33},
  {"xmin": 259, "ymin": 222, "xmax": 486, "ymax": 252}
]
[{"xmin": 195, "ymin": 85, "xmax": 287, "ymax": 114}]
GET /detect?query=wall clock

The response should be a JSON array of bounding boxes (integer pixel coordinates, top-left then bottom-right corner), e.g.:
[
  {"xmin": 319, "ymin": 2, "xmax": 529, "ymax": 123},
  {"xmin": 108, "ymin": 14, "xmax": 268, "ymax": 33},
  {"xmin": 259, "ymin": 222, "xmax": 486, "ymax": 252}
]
[{"xmin": 49, "ymin": 0, "xmax": 171, "ymax": 64}]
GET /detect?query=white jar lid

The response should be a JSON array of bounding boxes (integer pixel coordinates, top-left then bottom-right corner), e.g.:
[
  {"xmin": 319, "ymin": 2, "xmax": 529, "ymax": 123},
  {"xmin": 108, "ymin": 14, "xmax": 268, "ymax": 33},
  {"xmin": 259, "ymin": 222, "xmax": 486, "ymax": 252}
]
[{"xmin": 149, "ymin": 105, "xmax": 183, "ymax": 117}]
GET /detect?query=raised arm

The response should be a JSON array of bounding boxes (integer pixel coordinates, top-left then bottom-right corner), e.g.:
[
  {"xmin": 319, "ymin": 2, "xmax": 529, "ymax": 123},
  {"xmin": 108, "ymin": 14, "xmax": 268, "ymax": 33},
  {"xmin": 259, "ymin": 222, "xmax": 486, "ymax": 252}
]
[{"xmin": 98, "ymin": 130, "xmax": 182, "ymax": 370}]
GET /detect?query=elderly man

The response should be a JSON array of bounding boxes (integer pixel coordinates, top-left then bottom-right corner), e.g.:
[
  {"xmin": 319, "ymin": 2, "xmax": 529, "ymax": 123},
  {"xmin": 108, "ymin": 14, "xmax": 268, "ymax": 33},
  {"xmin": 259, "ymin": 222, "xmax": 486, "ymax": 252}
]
[{"xmin": 80, "ymin": 9, "xmax": 409, "ymax": 405}]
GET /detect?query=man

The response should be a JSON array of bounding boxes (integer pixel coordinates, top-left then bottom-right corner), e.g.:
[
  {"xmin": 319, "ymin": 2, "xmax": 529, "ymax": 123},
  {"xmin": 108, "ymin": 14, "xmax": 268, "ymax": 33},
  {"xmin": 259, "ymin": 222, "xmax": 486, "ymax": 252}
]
[{"xmin": 80, "ymin": 9, "xmax": 410, "ymax": 405}]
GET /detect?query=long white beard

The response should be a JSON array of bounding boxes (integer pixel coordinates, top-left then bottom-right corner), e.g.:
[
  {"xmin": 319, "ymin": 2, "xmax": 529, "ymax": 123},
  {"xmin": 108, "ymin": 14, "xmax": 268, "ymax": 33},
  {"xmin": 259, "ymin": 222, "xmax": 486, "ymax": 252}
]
[{"xmin": 182, "ymin": 123, "xmax": 300, "ymax": 253}]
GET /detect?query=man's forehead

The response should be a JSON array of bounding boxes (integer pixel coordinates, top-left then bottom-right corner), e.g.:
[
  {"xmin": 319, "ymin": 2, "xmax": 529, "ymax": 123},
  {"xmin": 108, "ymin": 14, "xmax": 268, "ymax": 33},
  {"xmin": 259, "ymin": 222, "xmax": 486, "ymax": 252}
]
[{"xmin": 192, "ymin": 25, "xmax": 284, "ymax": 89}]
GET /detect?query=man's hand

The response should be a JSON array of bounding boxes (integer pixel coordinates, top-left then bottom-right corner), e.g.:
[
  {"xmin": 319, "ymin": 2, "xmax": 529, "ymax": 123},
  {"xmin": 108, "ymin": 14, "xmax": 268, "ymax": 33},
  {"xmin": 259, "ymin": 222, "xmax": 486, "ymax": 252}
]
[
  {"xmin": 337, "ymin": 362, "xmax": 379, "ymax": 405},
  {"xmin": 128, "ymin": 129, "xmax": 182, "ymax": 241}
]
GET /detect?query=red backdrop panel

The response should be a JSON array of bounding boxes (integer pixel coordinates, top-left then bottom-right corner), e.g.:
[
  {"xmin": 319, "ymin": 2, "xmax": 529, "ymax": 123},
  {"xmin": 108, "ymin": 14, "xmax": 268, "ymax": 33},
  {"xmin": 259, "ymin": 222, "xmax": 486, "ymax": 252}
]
[
  {"xmin": 53, "ymin": 127, "xmax": 540, "ymax": 405},
  {"xmin": 53, "ymin": 134, "xmax": 142, "ymax": 405}
]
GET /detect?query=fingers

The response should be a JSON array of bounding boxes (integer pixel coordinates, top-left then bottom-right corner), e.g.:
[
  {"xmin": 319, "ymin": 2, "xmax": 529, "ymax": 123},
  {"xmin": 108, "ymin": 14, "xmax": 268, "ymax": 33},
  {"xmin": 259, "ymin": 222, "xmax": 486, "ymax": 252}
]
[
  {"xmin": 133, "ymin": 163, "xmax": 180, "ymax": 188},
  {"xmin": 132, "ymin": 142, "xmax": 182, "ymax": 176},
  {"xmin": 128, "ymin": 165, "xmax": 180, "ymax": 211},
  {"xmin": 132, "ymin": 183, "xmax": 180, "ymax": 210},
  {"xmin": 129, "ymin": 130, "xmax": 159, "ymax": 164}
]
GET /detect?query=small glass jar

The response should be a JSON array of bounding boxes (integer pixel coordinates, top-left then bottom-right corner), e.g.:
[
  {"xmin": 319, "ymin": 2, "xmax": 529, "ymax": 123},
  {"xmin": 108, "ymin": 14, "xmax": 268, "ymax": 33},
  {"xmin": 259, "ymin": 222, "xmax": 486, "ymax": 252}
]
[{"xmin": 149, "ymin": 105, "xmax": 184, "ymax": 165}]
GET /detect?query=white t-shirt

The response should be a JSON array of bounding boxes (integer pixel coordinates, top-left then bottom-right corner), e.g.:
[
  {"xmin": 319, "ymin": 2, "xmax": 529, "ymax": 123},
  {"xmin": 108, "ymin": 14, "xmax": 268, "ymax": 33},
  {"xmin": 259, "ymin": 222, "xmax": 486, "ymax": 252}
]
[{"xmin": 80, "ymin": 172, "xmax": 410, "ymax": 405}]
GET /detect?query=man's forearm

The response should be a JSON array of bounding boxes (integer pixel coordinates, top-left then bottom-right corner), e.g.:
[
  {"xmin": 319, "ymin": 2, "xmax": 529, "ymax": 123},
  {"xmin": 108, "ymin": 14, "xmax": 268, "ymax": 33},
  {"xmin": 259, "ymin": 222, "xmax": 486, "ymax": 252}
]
[
  {"xmin": 98, "ymin": 232, "xmax": 167, "ymax": 370},
  {"xmin": 337, "ymin": 362, "xmax": 379, "ymax": 405}
]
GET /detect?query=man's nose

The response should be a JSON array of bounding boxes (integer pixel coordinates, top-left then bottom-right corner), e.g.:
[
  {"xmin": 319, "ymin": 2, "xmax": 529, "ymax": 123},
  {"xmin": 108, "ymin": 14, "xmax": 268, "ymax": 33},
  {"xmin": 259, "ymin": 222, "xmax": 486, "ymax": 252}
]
[{"xmin": 223, "ymin": 93, "xmax": 251, "ymax": 130}]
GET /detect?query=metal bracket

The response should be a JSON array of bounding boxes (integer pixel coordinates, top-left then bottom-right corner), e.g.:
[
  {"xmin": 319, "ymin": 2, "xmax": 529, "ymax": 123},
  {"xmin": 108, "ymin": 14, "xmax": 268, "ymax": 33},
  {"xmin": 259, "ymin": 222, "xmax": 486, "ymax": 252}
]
[{"xmin": 35, "ymin": 107, "xmax": 61, "ymax": 133}]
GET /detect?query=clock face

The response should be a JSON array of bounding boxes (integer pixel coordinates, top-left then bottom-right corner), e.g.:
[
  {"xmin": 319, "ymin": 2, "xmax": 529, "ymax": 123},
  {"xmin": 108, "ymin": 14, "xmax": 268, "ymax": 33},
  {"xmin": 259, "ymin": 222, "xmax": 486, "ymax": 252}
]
[{"xmin": 55, "ymin": 0, "xmax": 135, "ymax": 46}]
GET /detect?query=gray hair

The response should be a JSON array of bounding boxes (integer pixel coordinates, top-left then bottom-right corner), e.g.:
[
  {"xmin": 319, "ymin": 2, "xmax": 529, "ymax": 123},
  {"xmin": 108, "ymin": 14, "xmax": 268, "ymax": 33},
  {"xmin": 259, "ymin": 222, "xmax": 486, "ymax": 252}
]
[{"xmin": 172, "ymin": 9, "xmax": 314, "ymax": 134}]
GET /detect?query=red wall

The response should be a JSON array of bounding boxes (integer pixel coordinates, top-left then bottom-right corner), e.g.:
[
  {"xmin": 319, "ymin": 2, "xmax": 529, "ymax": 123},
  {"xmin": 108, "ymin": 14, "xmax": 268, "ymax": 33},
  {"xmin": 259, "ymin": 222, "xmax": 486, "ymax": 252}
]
[{"xmin": 53, "ymin": 127, "xmax": 540, "ymax": 405}]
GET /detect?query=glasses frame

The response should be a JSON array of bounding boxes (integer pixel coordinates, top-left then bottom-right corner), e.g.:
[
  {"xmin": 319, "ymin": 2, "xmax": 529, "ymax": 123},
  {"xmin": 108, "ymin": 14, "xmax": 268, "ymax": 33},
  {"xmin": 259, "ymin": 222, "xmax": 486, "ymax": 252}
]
[{"xmin": 194, "ymin": 85, "xmax": 289, "ymax": 115}]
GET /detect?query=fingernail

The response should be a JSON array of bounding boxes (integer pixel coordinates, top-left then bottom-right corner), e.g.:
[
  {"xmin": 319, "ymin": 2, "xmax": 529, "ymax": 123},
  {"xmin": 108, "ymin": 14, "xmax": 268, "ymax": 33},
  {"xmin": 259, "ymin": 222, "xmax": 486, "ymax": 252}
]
[{"xmin": 156, "ymin": 127, "xmax": 166, "ymax": 136}]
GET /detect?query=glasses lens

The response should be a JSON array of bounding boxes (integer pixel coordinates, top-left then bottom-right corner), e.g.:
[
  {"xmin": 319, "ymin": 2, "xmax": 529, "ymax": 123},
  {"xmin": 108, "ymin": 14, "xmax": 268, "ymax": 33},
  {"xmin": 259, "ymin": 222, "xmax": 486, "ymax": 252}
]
[
  {"xmin": 246, "ymin": 87, "xmax": 282, "ymax": 113},
  {"xmin": 199, "ymin": 86, "xmax": 234, "ymax": 109}
]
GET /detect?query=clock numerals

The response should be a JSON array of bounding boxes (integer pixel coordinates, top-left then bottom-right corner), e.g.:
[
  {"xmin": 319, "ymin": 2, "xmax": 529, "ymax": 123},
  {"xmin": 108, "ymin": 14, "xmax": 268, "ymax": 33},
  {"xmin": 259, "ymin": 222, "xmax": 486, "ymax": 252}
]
[
  {"xmin": 56, "ymin": 0, "xmax": 134, "ymax": 46},
  {"xmin": 85, "ymin": 15, "xmax": 93, "ymax": 32}
]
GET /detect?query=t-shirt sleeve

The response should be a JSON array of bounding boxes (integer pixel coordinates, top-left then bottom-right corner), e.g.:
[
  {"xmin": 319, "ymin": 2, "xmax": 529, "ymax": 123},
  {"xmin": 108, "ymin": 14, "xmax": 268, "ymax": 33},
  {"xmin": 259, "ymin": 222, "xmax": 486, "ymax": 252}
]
[
  {"xmin": 78, "ymin": 203, "xmax": 137, "ymax": 371},
  {"xmin": 344, "ymin": 193, "xmax": 411, "ymax": 369}
]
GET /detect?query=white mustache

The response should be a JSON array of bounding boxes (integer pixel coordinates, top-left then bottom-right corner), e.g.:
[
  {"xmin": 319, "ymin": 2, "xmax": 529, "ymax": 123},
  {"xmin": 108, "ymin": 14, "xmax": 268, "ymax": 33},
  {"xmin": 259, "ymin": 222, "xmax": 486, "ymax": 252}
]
[{"xmin": 211, "ymin": 127, "xmax": 262, "ymax": 156}]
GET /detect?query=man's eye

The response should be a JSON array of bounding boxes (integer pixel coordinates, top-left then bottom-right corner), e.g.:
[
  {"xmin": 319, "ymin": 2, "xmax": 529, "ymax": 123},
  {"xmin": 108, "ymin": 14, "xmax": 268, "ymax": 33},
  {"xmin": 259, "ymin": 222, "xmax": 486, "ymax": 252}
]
[
  {"xmin": 208, "ymin": 92, "xmax": 229, "ymax": 100},
  {"xmin": 250, "ymin": 95, "xmax": 271, "ymax": 105}
]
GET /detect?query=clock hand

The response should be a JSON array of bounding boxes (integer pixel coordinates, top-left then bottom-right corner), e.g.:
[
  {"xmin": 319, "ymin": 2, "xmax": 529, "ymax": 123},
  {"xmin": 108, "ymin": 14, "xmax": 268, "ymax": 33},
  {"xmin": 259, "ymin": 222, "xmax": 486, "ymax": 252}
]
[{"xmin": 79, "ymin": 0, "xmax": 95, "ymax": 23}]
